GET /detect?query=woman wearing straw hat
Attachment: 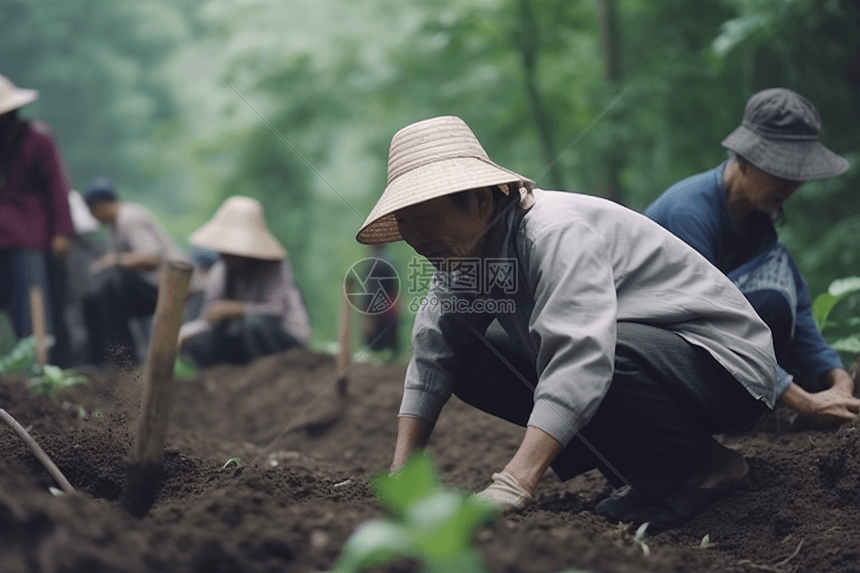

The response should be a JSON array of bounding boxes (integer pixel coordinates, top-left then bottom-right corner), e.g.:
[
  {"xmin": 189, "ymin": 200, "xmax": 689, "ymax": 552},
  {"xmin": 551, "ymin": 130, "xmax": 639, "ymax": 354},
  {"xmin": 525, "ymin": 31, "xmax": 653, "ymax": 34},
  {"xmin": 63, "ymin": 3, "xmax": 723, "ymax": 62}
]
[
  {"xmin": 646, "ymin": 88, "xmax": 859, "ymax": 425},
  {"xmin": 178, "ymin": 196, "xmax": 311, "ymax": 367},
  {"xmin": 0, "ymin": 74, "xmax": 75, "ymax": 364},
  {"xmin": 357, "ymin": 115, "xmax": 780, "ymax": 529}
]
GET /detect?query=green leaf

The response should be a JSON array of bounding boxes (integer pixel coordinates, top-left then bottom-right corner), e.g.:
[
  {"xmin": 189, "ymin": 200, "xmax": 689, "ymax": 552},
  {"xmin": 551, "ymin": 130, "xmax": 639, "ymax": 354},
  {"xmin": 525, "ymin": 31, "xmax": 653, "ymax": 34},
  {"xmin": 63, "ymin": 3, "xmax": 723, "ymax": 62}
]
[
  {"xmin": 812, "ymin": 293, "xmax": 845, "ymax": 331},
  {"xmin": 828, "ymin": 277, "xmax": 860, "ymax": 297},
  {"xmin": 329, "ymin": 520, "xmax": 415, "ymax": 573},
  {"xmin": 831, "ymin": 336, "xmax": 860, "ymax": 354},
  {"xmin": 372, "ymin": 453, "xmax": 441, "ymax": 517},
  {"xmin": 222, "ymin": 457, "xmax": 242, "ymax": 469},
  {"xmin": 700, "ymin": 534, "xmax": 710, "ymax": 548},
  {"xmin": 712, "ymin": 15, "xmax": 768, "ymax": 56}
]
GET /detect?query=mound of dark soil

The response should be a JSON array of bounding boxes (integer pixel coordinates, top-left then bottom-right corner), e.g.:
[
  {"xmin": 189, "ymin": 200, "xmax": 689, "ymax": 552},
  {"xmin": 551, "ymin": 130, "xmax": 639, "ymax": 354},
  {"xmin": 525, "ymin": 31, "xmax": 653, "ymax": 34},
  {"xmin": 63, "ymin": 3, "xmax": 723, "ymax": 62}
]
[{"xmin": 1, "ymin": 348, "xmax": 858, "ymax": 572}]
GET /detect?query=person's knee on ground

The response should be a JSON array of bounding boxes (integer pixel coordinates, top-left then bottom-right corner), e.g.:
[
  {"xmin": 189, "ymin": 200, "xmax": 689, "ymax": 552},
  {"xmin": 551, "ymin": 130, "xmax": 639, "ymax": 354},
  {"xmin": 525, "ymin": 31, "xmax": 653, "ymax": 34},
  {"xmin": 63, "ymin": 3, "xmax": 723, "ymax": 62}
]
[{"xmin": 240, "ymin": 314, "xmax": 301, "ymax": 361}]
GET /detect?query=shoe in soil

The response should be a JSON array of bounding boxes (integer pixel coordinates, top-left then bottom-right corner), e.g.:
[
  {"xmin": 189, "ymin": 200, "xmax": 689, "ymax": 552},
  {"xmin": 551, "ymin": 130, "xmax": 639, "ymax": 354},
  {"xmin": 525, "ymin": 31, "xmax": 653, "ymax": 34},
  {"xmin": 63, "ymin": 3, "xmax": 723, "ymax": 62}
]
[
  {"xmin": 617, "ymin": 485, "xmax": 731, "ymax": 530},
  {"xmin": 595, "ymin": 485, "xmax": 645, "ymax": 523}
]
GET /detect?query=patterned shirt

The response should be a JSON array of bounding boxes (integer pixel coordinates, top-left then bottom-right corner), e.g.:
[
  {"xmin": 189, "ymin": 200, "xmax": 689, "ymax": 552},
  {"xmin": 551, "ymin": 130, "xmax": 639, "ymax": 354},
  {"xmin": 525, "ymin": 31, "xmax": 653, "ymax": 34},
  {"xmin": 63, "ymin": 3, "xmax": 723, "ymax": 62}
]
[{"xmin": 645, "ymin": 163, "xmax": 843, "ymax": 394}]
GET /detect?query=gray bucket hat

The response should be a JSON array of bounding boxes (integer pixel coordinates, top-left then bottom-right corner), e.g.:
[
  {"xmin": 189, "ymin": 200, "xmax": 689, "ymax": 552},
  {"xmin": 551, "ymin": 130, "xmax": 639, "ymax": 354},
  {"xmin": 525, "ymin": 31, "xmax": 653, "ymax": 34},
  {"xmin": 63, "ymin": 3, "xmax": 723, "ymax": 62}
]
[{"xmin": 722, "ymin": 88, "xmax": 849, "ymax": 181}]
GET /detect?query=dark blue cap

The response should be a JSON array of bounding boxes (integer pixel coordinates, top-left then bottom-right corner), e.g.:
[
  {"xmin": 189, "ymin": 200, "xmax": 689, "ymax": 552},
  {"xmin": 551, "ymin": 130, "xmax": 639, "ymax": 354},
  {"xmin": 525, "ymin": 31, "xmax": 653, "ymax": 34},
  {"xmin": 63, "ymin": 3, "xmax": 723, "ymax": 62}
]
[{"xmin": 83, "ymin": 177, "xmax": 118, "ymax": 206}]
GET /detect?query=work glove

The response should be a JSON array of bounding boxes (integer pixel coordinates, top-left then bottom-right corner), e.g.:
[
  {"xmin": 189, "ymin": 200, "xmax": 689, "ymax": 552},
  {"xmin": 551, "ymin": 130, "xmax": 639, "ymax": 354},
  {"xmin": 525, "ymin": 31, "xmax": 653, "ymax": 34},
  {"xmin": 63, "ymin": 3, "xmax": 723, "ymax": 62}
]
[{"xmin": 473, "ymin": 470, "xmax": 533, "ymax": 512}]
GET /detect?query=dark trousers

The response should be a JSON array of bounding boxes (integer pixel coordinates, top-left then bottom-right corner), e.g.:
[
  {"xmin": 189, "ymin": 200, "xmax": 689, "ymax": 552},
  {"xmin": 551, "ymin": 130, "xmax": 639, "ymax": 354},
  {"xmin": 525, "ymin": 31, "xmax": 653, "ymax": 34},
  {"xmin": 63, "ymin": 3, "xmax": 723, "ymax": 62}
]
[
  {"xmin": 453, "ymin": 322, "xmax": 767, "ymax": 502},
  {"xmin": 0, "ymin": 248, "xmax": 53, "ymax": 337},
  {"xmin": 183, "ymin": 314, "xmax": 301, "ymax": 368},
  {"xmin": 0, "ymin": 248, "xmax": 69, "ymax": 364},
  {"xmin": 82, "ymin": 268, "xmax": 158, "ymax": 366}
]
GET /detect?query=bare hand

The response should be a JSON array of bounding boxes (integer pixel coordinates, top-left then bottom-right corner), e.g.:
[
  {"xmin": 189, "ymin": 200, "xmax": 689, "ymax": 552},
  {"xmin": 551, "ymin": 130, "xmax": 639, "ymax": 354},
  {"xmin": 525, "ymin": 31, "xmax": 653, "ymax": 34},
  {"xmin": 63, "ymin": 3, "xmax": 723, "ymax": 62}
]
[
  {"xmin": 51, "ymin": 235, "xmax": 72, "ymax": 260},
  {"xmin": 799, "ymin": 386, "xmax": 860, "ymax": 424},
  {"xmin": 91, "ymin": 252, "xmax": 119, "ymax": 273}
]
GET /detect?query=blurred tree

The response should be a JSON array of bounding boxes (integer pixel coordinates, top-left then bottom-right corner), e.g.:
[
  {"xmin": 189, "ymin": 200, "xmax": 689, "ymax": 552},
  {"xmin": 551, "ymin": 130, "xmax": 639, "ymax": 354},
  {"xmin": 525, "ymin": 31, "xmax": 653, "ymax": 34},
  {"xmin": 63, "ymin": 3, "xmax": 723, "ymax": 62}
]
[{"xmin": 0, "ymin": 0, "xmax": 200, "ymax": 203}]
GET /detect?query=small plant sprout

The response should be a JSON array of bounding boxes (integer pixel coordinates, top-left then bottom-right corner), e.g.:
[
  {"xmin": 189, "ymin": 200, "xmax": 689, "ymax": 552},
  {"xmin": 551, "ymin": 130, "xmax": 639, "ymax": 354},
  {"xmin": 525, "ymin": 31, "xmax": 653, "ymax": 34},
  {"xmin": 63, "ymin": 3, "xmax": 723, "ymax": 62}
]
[
  {"xmin": 633, "ymin": 522, "xmax": 651, "ymax": 556},
  {"xmin": 222, "ymin": 457, "xmax": 243, "ymax": 469},
  {"xmin": 48, "ymin": 487, "xmax": 64, "ymax": 497},
  {"xmin": 29, "ymin": 365, "xmax": 87, "ymax": 397},
  {"xmin": 700, "ymin": 534, "xmax": 710, "ymax": 548},
  {"xmin": 329, "ymin": 452, "xmax": 497, "ymax": 573},
  {"xmin": 0, "ymin": 336, "xmax": 88, "ymax": 397}
]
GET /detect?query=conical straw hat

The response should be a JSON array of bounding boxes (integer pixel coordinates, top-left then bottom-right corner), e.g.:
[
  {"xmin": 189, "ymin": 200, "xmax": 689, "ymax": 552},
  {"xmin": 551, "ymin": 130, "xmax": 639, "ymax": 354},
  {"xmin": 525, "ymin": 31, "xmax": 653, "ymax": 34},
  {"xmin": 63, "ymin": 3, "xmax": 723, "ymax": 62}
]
[
  {"xmin": 356, "ymin": 116, "xmax": 534, "ymax": 244},
  {"xmin": 0, "ymin": 74, "xmax": 38, "ymax": 115},
  {"xmin": 191, "ymin": 196, "xmax": 286, "ymax": 260}
]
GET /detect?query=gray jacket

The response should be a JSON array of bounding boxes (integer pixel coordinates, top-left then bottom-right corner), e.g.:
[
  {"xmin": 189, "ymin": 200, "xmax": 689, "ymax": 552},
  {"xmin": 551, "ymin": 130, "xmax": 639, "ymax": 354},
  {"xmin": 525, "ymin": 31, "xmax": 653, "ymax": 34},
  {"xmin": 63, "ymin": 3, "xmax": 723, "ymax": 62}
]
[{"xmin": 401, "ymin": 189, "xmax": 777, "ymax": 446}]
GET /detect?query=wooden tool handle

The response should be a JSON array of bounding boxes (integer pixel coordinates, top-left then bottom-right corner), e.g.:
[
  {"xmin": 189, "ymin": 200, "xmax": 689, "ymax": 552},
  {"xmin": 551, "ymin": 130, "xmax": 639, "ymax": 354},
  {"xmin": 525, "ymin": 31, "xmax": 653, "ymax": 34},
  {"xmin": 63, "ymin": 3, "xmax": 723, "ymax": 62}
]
[
  {"xmin": 0, "ymin": 408, "xmax": 75, "ymax": 494},
  {"xmin": 28, "ymin": 286, "xmax": 49, "ymax": 365},
  {"xmin": 132, "ymin": 259, "xmax": 193, "ymax": 465}
]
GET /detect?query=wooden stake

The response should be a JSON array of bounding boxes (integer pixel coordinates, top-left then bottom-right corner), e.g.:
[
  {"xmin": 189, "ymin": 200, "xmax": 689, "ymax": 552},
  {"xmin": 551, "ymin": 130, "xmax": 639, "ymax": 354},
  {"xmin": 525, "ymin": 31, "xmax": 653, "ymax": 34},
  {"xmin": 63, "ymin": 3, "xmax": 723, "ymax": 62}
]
[
  {"xmin": 336, "ymin": 277, "xmax": 353, "ymax": 396},
  {"xmin": 28, "ymin": 285, "xmax": 48, "ymax": 365},
  {"xmin": 120, "ymin": 259, "xmax": 192, "ymax": 517}
]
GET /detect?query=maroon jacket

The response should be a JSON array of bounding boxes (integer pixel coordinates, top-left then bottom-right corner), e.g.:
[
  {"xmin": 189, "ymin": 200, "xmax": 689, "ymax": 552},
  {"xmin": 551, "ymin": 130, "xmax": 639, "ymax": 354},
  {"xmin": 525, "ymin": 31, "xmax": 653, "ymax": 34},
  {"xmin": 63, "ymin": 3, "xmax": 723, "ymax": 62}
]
[{"xmin": 0, "ymin": 119, "xmax": 74, "ymax": 252}]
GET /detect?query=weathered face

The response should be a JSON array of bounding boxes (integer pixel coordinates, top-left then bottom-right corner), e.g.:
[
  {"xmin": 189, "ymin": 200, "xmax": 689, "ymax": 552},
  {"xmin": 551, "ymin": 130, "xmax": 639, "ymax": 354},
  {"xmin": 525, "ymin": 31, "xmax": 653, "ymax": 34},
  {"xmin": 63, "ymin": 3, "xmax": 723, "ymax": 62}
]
[
  {"xmin": 740, "ymin": 161, "xmax": 804, "ymax": 216},
  {"xmin": 88, "ymin": 202, "xmax": 113, "ymax": 224},
  {"xmin": 394, "ymin": 188, "xmax": 495, "ymax": 270}
]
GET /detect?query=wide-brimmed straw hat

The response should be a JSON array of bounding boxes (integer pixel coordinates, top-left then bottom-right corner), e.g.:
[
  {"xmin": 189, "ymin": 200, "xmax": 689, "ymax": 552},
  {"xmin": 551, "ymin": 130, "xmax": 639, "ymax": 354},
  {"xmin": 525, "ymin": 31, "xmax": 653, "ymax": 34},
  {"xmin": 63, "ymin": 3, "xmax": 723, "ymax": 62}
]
[
  {"xmin": 191, "ymin": 196, "xmax": 286, "ymax": 261},
  {"xmin": 0, "ymin": 74, "xmax": 38, "ymax": 115},
  {"xmin": 722, "ymin": 88, "xmax": 848, "ymax": 181},
  {"xmin": 356, "ymin": 115, "xmax": 534, "ymax": 244}
]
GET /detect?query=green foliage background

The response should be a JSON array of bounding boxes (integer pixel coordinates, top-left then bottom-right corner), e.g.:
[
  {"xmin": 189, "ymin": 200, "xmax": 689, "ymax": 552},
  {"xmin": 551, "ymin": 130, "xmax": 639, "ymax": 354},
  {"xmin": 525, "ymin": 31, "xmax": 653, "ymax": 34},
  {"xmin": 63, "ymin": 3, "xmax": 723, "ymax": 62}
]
[{"xmin": 2, "ymin": 0, "xmax": 858, "ymax": 356}]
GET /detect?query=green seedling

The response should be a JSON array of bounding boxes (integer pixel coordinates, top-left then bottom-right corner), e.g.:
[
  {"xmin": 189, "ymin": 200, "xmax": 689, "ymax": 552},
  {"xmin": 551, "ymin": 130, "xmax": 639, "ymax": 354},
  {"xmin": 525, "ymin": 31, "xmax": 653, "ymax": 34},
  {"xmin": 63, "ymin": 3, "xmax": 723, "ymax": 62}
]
[
  {"xmin": 173, "ymin": 355, "xmax": 199, "ymax": 379},
  {"xmin": 48, "ymin": 487, "xmax": 64, "ymax": 497},
  {"xmin": 633, "ymin": 522, "xmax": 650, "ymax": 556},
  {"xmin": 29, "ymin": 365, "xmax": 87, "ymax": 397},
  {"xmin": 0, "ymin": 336, "xmax": 88, "ymax": 397},
  {"xmin": 222, "ymin": 457, "xmax": 243, "ymax": 469},
  {"xmin": 700, "ymin": 534, "xmax": 710, "ymax": 548},
  {"xmin": 329, "ymin": 452, "xmax": 497, "ymax": 573}
]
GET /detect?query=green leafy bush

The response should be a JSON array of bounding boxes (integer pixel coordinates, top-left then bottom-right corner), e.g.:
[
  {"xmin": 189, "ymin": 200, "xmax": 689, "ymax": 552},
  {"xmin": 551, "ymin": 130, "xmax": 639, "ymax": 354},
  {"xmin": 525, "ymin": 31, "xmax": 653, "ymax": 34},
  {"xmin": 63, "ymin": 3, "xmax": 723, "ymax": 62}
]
[
  {"xmin": 0, "ymin": 336, "xmax": 87, "ymax": 397},
  {"xmin": 812, "ymin": 276, "xmax": 860, "ymax": 360}
]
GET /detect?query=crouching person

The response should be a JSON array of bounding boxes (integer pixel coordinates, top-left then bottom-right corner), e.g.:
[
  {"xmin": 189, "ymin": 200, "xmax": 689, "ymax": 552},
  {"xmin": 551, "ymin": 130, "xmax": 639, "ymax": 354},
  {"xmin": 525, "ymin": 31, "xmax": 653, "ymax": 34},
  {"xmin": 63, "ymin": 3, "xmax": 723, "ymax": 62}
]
[
  {"xmin": 357, "ymin": 116, "xmax": 779, "ymax": 530},
  {"xmin": 178, "ymin": 196, "xmax": 311, "ymax": 367},
  {"xmin": 83, "ymin": 177, "xmax": 187, "ymax": 367}
]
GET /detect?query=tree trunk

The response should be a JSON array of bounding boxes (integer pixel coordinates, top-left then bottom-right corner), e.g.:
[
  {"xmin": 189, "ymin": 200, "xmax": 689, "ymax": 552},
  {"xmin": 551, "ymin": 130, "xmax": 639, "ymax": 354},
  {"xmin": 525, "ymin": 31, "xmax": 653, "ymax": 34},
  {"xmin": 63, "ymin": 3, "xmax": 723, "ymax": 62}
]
[
  {"xmin": 516, "ymin": 0, "xmax": 564, "ymax": 190},
  {"xmin": 596, "ymin": 0, "xmax": 623, "ymax": 203}
]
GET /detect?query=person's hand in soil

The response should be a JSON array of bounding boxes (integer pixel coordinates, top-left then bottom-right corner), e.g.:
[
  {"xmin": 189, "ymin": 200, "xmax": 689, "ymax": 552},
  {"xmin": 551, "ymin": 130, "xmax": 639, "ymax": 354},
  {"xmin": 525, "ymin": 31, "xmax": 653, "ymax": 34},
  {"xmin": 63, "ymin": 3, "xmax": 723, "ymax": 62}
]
[
  {"xmin": 204, "ymin": 300, "xmax": 246, "ymax": 324},
  {"xmin": 473, "ymin": 470, "xmax": 533, "ymax": 511},
  {"xmin": 472, "ymin": 426, "xmax": 562, "ymax": 511},
  {"xmin": 780, "ymin": 379, "xmax": 860, "ymax": 424}
]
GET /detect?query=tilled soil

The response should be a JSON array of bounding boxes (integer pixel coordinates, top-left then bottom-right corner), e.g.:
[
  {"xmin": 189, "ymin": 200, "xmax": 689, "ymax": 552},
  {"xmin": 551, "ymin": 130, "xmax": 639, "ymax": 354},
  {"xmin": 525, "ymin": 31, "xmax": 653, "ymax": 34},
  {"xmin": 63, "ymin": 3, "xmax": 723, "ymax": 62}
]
[{"xmin": 1, "ymin": 348, "xmax": 859, "ymax": 573}]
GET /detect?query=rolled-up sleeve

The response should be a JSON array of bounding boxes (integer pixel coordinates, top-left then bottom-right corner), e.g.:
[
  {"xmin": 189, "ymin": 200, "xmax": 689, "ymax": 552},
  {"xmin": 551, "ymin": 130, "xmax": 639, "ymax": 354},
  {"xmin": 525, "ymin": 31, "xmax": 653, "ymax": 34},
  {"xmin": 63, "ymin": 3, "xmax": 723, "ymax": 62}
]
[
  {"xmin": 523, "ymin": 222, "xmax": 618, "ymax": 446},
  {"xmin": 400, "ymin": 276, "xmax": 494, "ymax": 426}
]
